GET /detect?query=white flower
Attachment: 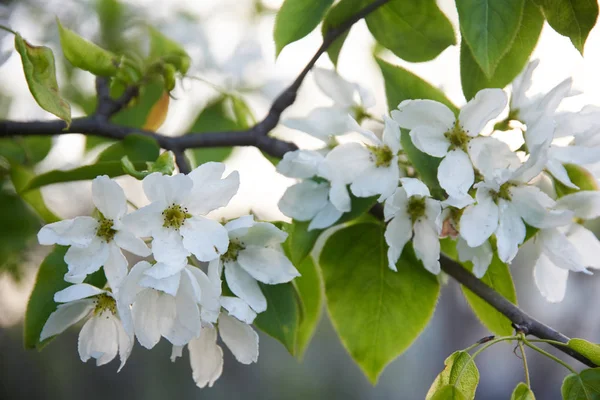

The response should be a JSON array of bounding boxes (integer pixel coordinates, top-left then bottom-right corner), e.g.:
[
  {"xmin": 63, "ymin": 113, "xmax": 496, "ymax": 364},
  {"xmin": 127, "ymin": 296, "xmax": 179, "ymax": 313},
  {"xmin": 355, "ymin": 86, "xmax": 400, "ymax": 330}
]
[
  {"xmin": 210, "ymin": 215, "xmax": 299, "ymax": 313},
  {"xmin": 456, "ymin": 238, "xmax": 493, "ymax": 278},
  {"xmin": 38, "ymin": 176, "xmax": 151, "ymax": 291},
  {"xmin": 283, "ymin": 68, "xmax": 375, "ymax": 141},
  {"xmin": 39, "ymin": 283, "xmax": 133, "ymax": 371},
  {"xmin": 122, "ymin": 162, "xmax": 239, "ymax": 267},
  {"xmin": 392, "ymin": 88, "xmax": 507, "ymax": 199},
  {"xmin": 384, "ymin": 178, "xmax": 442, "ymax": 274},
  {"xmin": 319, "ymin": 115, "xmax": 402, "ymax": 202}
]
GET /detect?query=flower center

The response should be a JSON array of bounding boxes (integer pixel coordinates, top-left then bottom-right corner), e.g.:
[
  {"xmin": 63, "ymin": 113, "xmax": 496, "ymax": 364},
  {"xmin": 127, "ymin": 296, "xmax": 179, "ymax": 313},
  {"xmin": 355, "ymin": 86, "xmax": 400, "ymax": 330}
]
[
  {"xmin": 407, "ymin": 196, "xmax": 426, "ymax": 224},
  {"xmin": 490, "ymin": 183, "xmax": 513, "ymax": 203},
  {"xmin": 96, "ymin": 217, "xmax": 117, "ymax": 243},
  {"xmin": 93, "ymin": 293, "xmax": 116, "ymax": 315},
  {"xmin": 162, "ymin": 203, "xmax": 191, "ymax": 229},
  {"xmin": 222, "ymin": 240, "xmax": 245, "ymax": 262},
  {"xmin": 444, "ymin": 122, "xmax": 470, "ymax": 152},
  {"xmin": 367, "ymin": 145, "xmax": 394, "ymax": 167}
]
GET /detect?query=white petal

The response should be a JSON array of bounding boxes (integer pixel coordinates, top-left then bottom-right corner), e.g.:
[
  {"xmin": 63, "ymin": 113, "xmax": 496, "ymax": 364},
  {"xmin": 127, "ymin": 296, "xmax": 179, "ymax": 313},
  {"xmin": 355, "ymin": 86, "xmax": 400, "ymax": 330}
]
[
  {"xmin": 116, "ymin": 317, "xmax": 133, "ymax": 372},
  {"xmin": 208, "ymin": 259, "xmax": 223, "ymax": 290},
  {"xmin": 92, "ymin": 176, "xmax": 127, "ymax": 220},
  {"xmin": 442, "ymin": 194, "xmax": 475, "ymax": 209},
  {"xmin": 143, "ymin": 172, "xmax": 193, "ymax": 206},
  {"xmin": 496, "ymin": 200, "xmax": 526, "ymax": 263},
  {"xmin": 313, "ymin": 67, "xmax": 357, "ymax": 107},
  {"xmin": 459, "ymin": 88, "xmax": 507, "ymax": 136},
  {"xmin": 38, "ymin": 216, "xmax": 98, "ymax": 246},
  {"xmin": 54, "ymin": 283, "xmax": 106, "ymax": 303},
  {"xmin": 537, "ymin": 77, "xmax": 573, "ymax": 116},
  {"xmin": 188, "ymin": 326, "xmax": 224, "ymax": 388},
  {"xmin": 139, "ymin": 271, "xmax": 181, "ymax": 296},
  {"xmin": 144, "ymin": 260, "xmax": 187, "ymax": 280},
  {"xmin": 539, "ymin": 229, "xmax": 586, "ymax": 272},
  {"xmin": 278, "ymin": 181, "xmax": 329, "ymax": 221},
  {"xmin": 319, "ymin": 142, "xmax": 373, "ymax": 183},
  {"xmin": 382, "ymin": 115, "xmax": 402, "ymax": 154},
  {"xmin": 457, "ymin": 239, "xmax": 493, "ymax": 278},
  {"xmin": 283, "ymin": 107, "xmax": 351, "ymax": 140},
  {"xmin": 556, "ymin": 191, "xmax": 600, "ymax": 220},
  {"xmin": 329, "ymin": 182, "xmax": 351, "ymax": 212},
  {"xmin": 180, "ymin": 216, "xmax": 229, "ymax": 262},
  {"xmin": 551, "ymin": 145, "xmax": 600, "ymax": 165},
  {"xmin": 276, "ymin": 150, "xmax": 324, "ymax": 179},
  {"xmin": 242, "ymin": 222, "xmax": 288, "ymax": 247},
  {"xmin": 78, "ymin": 311, "xmax": 119, "ymax": 366},
  {"xmin": 186, "ymin": 267, "xmax": 221, "ymax": 323},
  {"xmin": 104, "ymin": 244, "xmax": 128, "ymax": 292},
  {"xmin": 350, "ymin": 164, "xmax": 399, "ymax": 201},
  {"xmin": 510, "ymin": 186, "xmax": 574, "ymax": 228},
  {"xmin": 225, "ymin": 215, "xmax": 255, "ymax": 236},
  {"xmin": 64, "ymin": 239, "xmax": 109, "ymax": 279},
  {"xmin": 118, "ymin": 261, "xmax": 152, "ymax": 306},
  {"xmin": 534, "ymin": 253, "xmax": 569, "ymax": 303},
  {"xmin": 409, "ymin": 125, "xmax": 450, "ymax": 158},
  {"xmin": 384, "ymin": 187, "xmax": 409, "ymax": 221},
  {"xmin": 438, "ymin": 150, "xmax": 474, "ymax": 198},
  {"xmin": 523, "ymin": 116, "xmax": 555, "ymax": 151},
  {"xmin": 347, "ymin": 114, "xmax": 381, "ymax": 144},
  {"xmin": 121, "ymin": 202, "xmax": 164, "ymax": 238},
  {"xmin": 459, "ymin": 196, "xmax": 499, "ymax": 248},
  {"xmin": 237, "ymin": 246, "xmax": 299, "ymax": 284},
  {"xmin": 170, "ymin": 345, "xmax": 183, "ymax": 362},
  {"xmin": 546, "ymin": 159, "xmax": 578, "ymax": 189},
  {"xmin": 224, "ymin": 261, "xmax": 267, "ymax": 313},
  {"xmin": 218, "ymin": 313, "xmax": 259, "ymax": 364},
  {"xmin": 468, "ymin": 136, "xmax": 521, "ymax": 181},
  {"xmin": 220, "ymin": 296, "xmax": 257, "ymax": 324},
  {"xmin": 308, "ymin": 202, "xmax": 343, "ymax": 230},
  {"xmin": 152, "ymin": 229, "xmax": 189, "ymax": 265},
  {"xmin": 186, "ymin": 163, "xmax": 240, "ymax": 215},
  {"xmin": 384, "ymin": 213, "xmax": 413, "ymax": 271},
  {"xmin": 356, "ymin": 83, "xmax": 376, "ymax": 108},
  {"xmin": 40, "ymin": 299, "xmax": 94, "ymax": 341},
  {"xmin": 114, "ymin": 230, "xmax": 151, "ymax": 257},
  {"xmin": 511, "ymin": 60, "xmax": 538, "ymax": 110},
  {"xmin": 132, "ymin": 289, "xmax": 176, "ymax": 349},
  {"xmin": 567, "ymin": 225, "xmax": 600, "ymax": 269},
  {"xmin": 425, "ymin": 198, "xmax": 442, "ymax": 230},
  {"xmin": 400, "ymin": 177, "xmax": 431, "ymax": 198},
  {"xmin": 392, "ymin": 99, "xmax": 455, "ymax": 132},
  {"xmin": 164, "ymin": 273, "xmax": 201, "ymax": 346},
  {"xmin": 413, "ymin": 219, "xmax": 440, "ymax": 274}
]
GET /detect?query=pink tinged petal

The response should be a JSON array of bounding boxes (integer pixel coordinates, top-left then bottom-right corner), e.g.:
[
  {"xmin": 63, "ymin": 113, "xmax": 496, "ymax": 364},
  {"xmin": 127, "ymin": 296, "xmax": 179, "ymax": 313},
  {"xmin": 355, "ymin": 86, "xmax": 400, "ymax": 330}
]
[
  {"xmin": 567, "ymin": 225, "xmax": 600, "ymax": 269},
  {"xmin": 186, "ymin": 162, "xmax": 239, "ymax": 215},
  {"xmin": 152, "ymin": 229, "xmax": 189, "ymax": 265},
  {"xmin": 132, "ymin": 289, "xmax": 176, "ymax": 349},
  {"xmin": 40, "ymin": 299, "xmax": 94, "ymax": 341},
  {"xmin": 438, "ymin": 150, "xmax": 474, "ymax": 198},
  {"xmin": 116, "ymin": 318, "xmax": 133, "ymax": 372},
  {"xmin": 556, "ymin": 191, "xmax": 600, "ymax": 220},
  {"xmin": 38, "ymin": 216, "xmax": 98, "ymax": 246},
  {"xmin": 468, "ymin": 136, "xmax": 521, "ymax": 181},
  {"xmin": 495, "ymin": 200, "xmax": 526, "ymax": 263},
  {"xmin": 533, "ymin": 253, "xmax": 569, "ymax": 303},
  {"xmin": 283, "ymin": 107, "xmax": 351, "ymax": 140},
  {"xmin": 382, "ymin": 115, "xmax": 402, "ymax": 154},
  {"xmin": 347, "ymin": 115, "xmax": 381, "ymax": 144},
  {"xmin": 278, "ymin": 181, "xmax": 329, "ymax": 221},
  {"xmin": 459, "ymin": 89, "xmax": 507, "ymax": 136},
  {"xmin": 350, "ymin": 164, "xmax": 399, "ymax": 201},
  {"xmin": 413, "ymin": 219, "xmax": 441, "ymax": 274},
  {"xmin": 539, "ymin": 229, "xmax": 587, "ymax": 272},
  {"xmin": 78, "ymin": 311, "xmax": 119, "ymax": 366},
  {"xmin": 139, "ymin": 271, "xmax": 181, "ymax": 296},
  {"xmin": 384, "ymin": 187, "xmax": 409, "ymax": 221},
  {"xmin": 276, "ymin": 150, "xmax": 324, "ymax": 179},
  {"xmin": 237, "ymin": 246, "xmax": 299, "ymax": 284},
  {"xmin": 121, "ymin": 202, "xmax": 164, "ymax": 238},
  {"xmin": 170, "ymin": 345, "xmax": 183, "ymax": 362},
  {"xmin": 180, "ymin": 216, "xmax": 229, "ymax": 262},
  {"xmin": 118, "ymin": 261, "xmax": 152, "ymax": 306},
  {"xmin": 459, "ymin": 196, "xmax": 499, "ymax": 248},
  {"xmin": 384, "ymin": 213, "xmax": 413, "ymax": 271},
  {"xmin": 392, "ymin": 99, "xmax": 455, "ymax": 131},
  {"xmin": 552, "ymin": 145, "xmax": 600, "ymax": 165},
  {"xmin": 329, "ymin": 182, "xmax": 351, "ymax": 212},
  {"xmin": 64, "ymin": 239, "xmax": 109, "ymax": 280},
  {"xmin": 308, "ymin": 202, "xmax": 343, "ymax": 231},
  {"xmin": 242, "ymin": 222, "xmax": 288, "ymax": 247},
  {"xmin": 511, "ymin": 60, "xmax": 538, "ymax": 110},
  {"xmin": 104, "ymin": 244, "xmax": 128, "ymax": 293},
  {"xmin": 319, "ymin": 143, "xmax": 373, "ymax": 183},
  {"xmin": 221, "ymin": 296, "xmax": 257, "ymax": 324},
  {"xmin": 546, "ymin": 159, "xmax": 578, "ymax": 189},
  {"xmin": 408, "ymin": 125, "xmax": 450, "ymax": 158},
  {"xmin": 224, "ymin": 261, "xmax": 267, "ymax": 313},
  {"xmin": 313, "ymin": 67, "xmax": 357, "ymax": 108},
  {"xmin": 92, "ymin": 175, "xmax": 127, "ymax": 220},
  {"xmin": 54, "ymin": 283, "xmax": 106, "ymax": 303},
  {"xmin": 114, "ymin": 230, "xmax": 151, "ymax": 257},
  {"xmin": 457, "ymin": 239, "xmax": 493, "ymax": 278},
  {"xmin": 218, "ymin": 313, "xmax": 259, "ymax": 364},
  {"xmin": 143, "ymin": 172, "xmax": 193, "ymax": 206},
  {"xmin": 400, "ymin": 177, "xmax": 430, "ymax": 198},
  {"xmin": 188, "ymin": 326, "xmax": 224, "ymax": 388},
  {"xmin": 510, "ymin": 186, "xmax": 574, "ymax": 228},
  {"xmin": 164, "ymin": 274, "xmax": 201, "ymax": 346}
]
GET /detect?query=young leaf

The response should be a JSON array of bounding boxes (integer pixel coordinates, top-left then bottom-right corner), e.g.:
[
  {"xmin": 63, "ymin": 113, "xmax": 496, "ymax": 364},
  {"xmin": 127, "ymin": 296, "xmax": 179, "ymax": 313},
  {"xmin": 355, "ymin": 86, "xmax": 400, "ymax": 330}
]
[
  {"xmin": 365, "ymin": 0, "xmax": 455, "ymax": 62},
  {"xmin": 9, "ymin": 164, "xmax": 60, "ymax": 223},
  {"xmin": 148, "ymin": 26, "xmax": 191, "ymax": 74},
  {"xmin": 511, "ymin": 382, "xmax": 536, "ymax": 400},
  {"xmin": 0, "ymin": 136, "xmax": 52, "ymax": 165},
  {"xmin": 320, "ymin": 222, "xmax": 440, "ymax": 384},
  {"xmin": 97, "ymin": 133, "xmax": 160, "ymax": 163},
  {"xmin": 293, "ymin": 255, "xmax": 323, "ymax": 359},
  {"xmin": 561, "ymin": 368, "xmax": 600, "ymax": 399},
  {"xmin": 111, "ymin": 80, "xmax": 164, "ymax": 128},
  {"xmin": 142, "ymin": 91, "xmax": 169, "ymax": 131},
  {"xmin": 148, "ymin": 151, "xmax": 175, "ymax": 175},
  {"xmin": 536, "ymin": 0, "xmax": 599, "ymax": 55},
  {"xmin": 57, "ymin": 19, "xmax": 119, "ymax": 76},
  {"xmin": 567, "ymin": 339, "xmax": 600, "ymax": 366},
  {"xmin": 322, "ymin": 0, "xmax": 362, "ymax": 66},
  {"xmin": 456, "ymin": 0, "xmax": 524, "ymax": 77},
  {"xmin": 14, "ymin": 33, "xmax": 71, "ymax": 125},
  {"xmin": 426, "ymin": 351, "xmax": 480, "ymax": 400},
  {"xmin": 460, "ymin": 0, "xmax": 544, "ymax": 100},
  {"xmin": 430, "ymin": 385, "xmax": 468, "ymax": 400},
  {"xmin": 274, "ymin": 0, "xmax": 334, "ymax": 56},
  {"xmin": 253, "ymin": 282, "xmax": 300, "ymax": 355}
]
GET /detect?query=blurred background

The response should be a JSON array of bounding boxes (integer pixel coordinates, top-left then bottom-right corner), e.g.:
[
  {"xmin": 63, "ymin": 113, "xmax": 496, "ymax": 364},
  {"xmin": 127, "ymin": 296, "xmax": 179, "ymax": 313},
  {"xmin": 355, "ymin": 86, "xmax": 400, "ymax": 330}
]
[{"xmin": 1, "ymin": 0, "xmax": 600, "ymax": 398}]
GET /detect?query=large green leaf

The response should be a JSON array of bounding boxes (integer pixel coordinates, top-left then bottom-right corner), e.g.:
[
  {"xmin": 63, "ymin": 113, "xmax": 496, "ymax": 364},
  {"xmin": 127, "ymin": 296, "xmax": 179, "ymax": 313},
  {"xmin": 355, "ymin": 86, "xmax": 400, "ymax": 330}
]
[
  {"xmin": 274, "ymin": 0, "xmax": 334, "ymax": 56},
  {"xmin": 253, "ymin": 282, "xmax": 300, "ymax": 355},
  {"xmin": 511, "ymin": 382, "xmax": 536, "ymax": 400},
  {"xmin": 562, "ymin": 368, "xmax": 600, "ymax": 399},
  {"xmin": 322, "ymin": 0, "xmax": 362, "ymax": 66},
  {"xmin": 426, "ymin": 351, "xmax": 480, "ymax": 400},
  {"xmin": 10, "ymin": 164, "xmax": 60, "ymax": 223},
  {"xmin": 0, "ymin": 137, "xmax": 52, "ymax": 165},
  {"xmin": 292, "ymin": 255, "xmax": 323, "ymax": 359},
  {"xmin": 536, "ymin": 0, "xmax": 599, "ymax": 55},
  {"xmin": 460, "ymin": 0, "xmax": 544, "ymax": 100},
  {"xmin": 568, "ymin": 339, "xmax": 600, "ymax": 366},
  {"xmin": 320, "ymin": 222, "xmax": 440, "ymax": 383},
  {"xmin": 430, "ymin": 386, "xmax": 468, "ymax": 400},
  {"xmin": 456, "ymin": 0, "xmax": 524, "ymax": 77},
  {"xmin": 365, "ymin": 0, "xmax": 455, "ymax": 62},
  {"xmin": 97, "ymin": 133, "xmax": 159, "ymax": 162}
]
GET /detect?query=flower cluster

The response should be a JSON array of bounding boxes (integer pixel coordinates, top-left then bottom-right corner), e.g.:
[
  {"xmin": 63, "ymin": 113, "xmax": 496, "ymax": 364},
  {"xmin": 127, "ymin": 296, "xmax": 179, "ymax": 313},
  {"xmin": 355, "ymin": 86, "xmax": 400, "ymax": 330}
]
[
  {"xmin": 280, "ymin": 65, "xmax": 600, "ymax": 303},
  {"xmin": 37, "ymin": 162, "xmax": 299, "ymax": 387}
]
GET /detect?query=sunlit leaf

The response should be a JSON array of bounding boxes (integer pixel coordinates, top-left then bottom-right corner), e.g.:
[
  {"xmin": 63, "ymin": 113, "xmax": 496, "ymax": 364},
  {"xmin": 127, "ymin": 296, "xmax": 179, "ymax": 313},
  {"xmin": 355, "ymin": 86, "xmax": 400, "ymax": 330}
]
[
  {"xmin": 511, "ymin": 382, "xmax": 536, "ymax": 400},
  {"xmin": 568, "ymin": 339, "xmax": 600, "ymax": 366},
  {"xmin": 426, "ymin": 351, "xmax": 480, "ymax": 400},
  {"xmin": 293, "ymin": 255, "xmax": 323, "ymax": 359},
  {"xmin": 562, "ymin": 368, "xmax": 600, "ymax": 400},
  {"xmin": 142, "ymin": 91, "xmax": 170, "ymax": 131}
]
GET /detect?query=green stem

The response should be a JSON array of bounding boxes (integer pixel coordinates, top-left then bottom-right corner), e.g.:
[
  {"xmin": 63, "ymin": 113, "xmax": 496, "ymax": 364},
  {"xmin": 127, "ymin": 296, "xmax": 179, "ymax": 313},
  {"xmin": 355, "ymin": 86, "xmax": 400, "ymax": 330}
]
[
  {"xmin": 0, "ymin": 24, "xmax": 16, "ymax": 35},
  {"xmin": 455, "ymin": 336, "xmax": 517, "ymax": 383},
  {"xmin": 523, "ymin": 340, "xmax": 577, "ymax": 374},
  {"xmin": 518, "ymin": 340, "xmax": 531, "ymax": 388},
  {"xmin": 525, "ymin": 338, "xmax": 570, "ymax": 347}
]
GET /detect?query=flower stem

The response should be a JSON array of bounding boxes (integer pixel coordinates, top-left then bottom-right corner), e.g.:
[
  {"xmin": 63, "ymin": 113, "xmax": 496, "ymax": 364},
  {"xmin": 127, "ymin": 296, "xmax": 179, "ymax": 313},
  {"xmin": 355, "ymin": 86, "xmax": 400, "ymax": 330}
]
[
  {"xmin": 455, "ymin": 336, "xmax": 517, "ymax": 383},
  {"xmin": 0, "ymin": 24, "xmax": 16, "ymax": 35},
  {"xmin": 523, "ymin": 340, "xmax": 577, "ymax": 374},
  {"xmin": 518, "ymin": 340, "xmax": 531, "ymax": 387}
]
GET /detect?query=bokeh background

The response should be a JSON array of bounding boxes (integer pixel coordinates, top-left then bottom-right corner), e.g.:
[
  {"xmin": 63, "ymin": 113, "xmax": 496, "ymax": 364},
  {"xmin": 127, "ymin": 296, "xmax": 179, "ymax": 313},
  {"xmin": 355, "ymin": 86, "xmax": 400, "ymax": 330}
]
[{"xmin": 1, "ymin": 0, "xmax": 600, "ymax": 398}]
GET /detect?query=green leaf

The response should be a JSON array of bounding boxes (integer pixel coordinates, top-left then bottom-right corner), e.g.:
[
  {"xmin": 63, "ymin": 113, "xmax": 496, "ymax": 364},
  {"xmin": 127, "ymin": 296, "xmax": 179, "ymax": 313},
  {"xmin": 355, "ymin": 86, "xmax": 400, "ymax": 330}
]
[
  {"xmin": 554, "ymin": 163, "xmax": 599, "ymax": 197},
  {"xmin": 562, "ymin": 368, "xmax": 600, "ymax": 400},
  {"xmin": 568, "ymin": 339, "xmax": 600, "ymax": 366},
  {"xmin": 536, "ymin": 0, "xmax": 599, "ymax": 55},
  {"xmin": 320, "ymin": 222, "xmax": 440, "ymax": 383},
  {"xmin": 14, "ymin": 33, "xmax": 71, "ymax": 125},
  {"xmin": 511, "ymin": 382, "xmax": 536, "ymax": 400},
  {"xmin": 274, "ymin": 0, "xmax": 334, "ymax": 56},
  {"xmin": 426, "ymin": 351, "xmax": 480, "ymax": 400},
  {"xmin": 111, "ymin": 80, "xmax": 164, "ymax": 129},
  {"xmin": 365, "ymin": 0, "xmax": 455, "ymax": 62},
  {"xmin": 293, "ymin": 255, "xmax": 323, "ymax": 359},
  {"xmin": 456, "ymin": 0, "xmax": 524, "ymax": 77},
  {"xmin": 57, "ymin": 19, "xmax": 119, "ymax": 76},
  {"xmin": 23, "ymin": 160, "xmax": 146, "ymax": 191},
  {"xmin": 97, "ymin": 133, "xmax": 160, "ymax": 163},
  {"xmin": 9, "ymin": 164, "xmax": 60, "ymax": 223},
  {"xmin": 0, "ymin": 137, "xmax": 52, "ymax": 165},
  {"xmin": 148, "ymin": 151, "xmax": 175, "ymax": 174},
  {"xmin": 460, "ymin": 0, "xmax": 544, "ymax": 100},
  {"xmin": 322, "ymin": 0, "xmax": 362, "ymax": 66},
  {"xmin": 253, "ymin": 282, "xmax": 300, "ymax": 355},
  {"xmin": 283, "ymin": 220, "xmax": 323, "ymax": 266},
  {"xmin": 148, "ymin": 26, "xmax": 191, "ymax": 74},
  {"xmin": 430, "ymin": 386, "xmax": 469, "ymax": 400}
]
